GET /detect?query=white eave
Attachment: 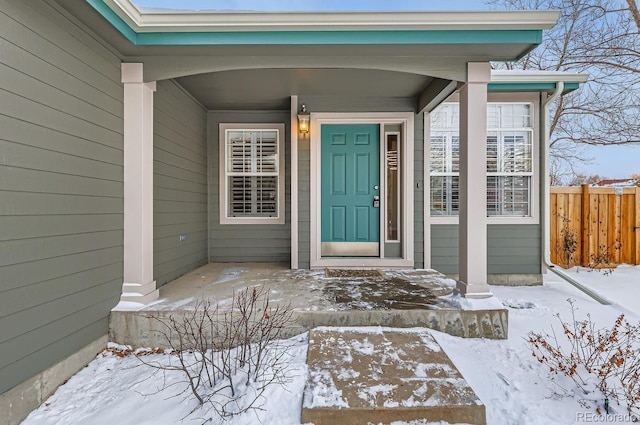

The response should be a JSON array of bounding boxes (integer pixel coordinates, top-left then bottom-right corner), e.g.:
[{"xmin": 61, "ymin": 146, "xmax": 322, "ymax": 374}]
[
  {"xmin": 107, "ymin": 0, "xmax": 560, "ymax": 33},
  {"xmin": 491, "ymin": 70, "xmax": 588, "ymax": 83}
]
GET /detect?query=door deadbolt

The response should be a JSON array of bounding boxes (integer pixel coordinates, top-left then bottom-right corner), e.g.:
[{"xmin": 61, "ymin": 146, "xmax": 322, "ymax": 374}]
[{"xmin": 373, "ymin": 195, "xmax": 380, "ymax": 208}]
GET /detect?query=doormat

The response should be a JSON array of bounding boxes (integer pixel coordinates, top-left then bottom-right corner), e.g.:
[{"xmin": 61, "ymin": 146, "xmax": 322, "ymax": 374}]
[{"xmin": 325, "ymin": 269, "xmax": 385, "ymax": 278}]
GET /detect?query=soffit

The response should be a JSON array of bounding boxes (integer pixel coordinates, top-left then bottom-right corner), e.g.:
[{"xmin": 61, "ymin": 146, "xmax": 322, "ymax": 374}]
[{"xmin": 176, "ymin": 68, "xmax": 432, "ymax": 110}]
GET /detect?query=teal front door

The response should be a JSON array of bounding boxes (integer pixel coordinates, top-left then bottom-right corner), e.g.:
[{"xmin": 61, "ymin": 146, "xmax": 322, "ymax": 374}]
[{"xmin": 321, "ymin": 124, "xmax": 380, "ymax": 256}]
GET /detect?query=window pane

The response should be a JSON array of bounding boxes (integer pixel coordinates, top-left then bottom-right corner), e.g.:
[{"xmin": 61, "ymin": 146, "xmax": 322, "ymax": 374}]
[
  {"xmin": 386, "ymin": 134, "xmax": 400, "ymax": 241},
  {"xmin": 431, "ymin": 104, "xmax": 459, "ymax": 128},
  {"xmin": 229, "ymin": 175, "xmax": 252, "ymax": 215},
  {"xmin": 227, "ymin": 131, "xmax": 251, "ymax": 173},
  {"xmin": 487, "ymin": 104, "xmax": 500, "ymax": 128},
  {"xmin": 487, "ymin": 176, "xmax": 530, "ymax": 216},
  {"xmin": 257, "ymin": 131, "xmax": 278, "ymax": 173},
  {"xmin": 487, "ymin": 134, "xmax": 498, "ymax": 172},
  {"xmin": 496, "ymin": 104, "xmax": 531, "ymax": 128},
  {"xmin": 256, "ymin": 176, "xmax": 277, "ymax": 214},
  {"xmin": 501, "ymin": 132, "xmax": 532, "ymax": 173},
  {"xmin": 430, "ymin": 135, "xmax": 446, "ymax": 172},
  {"xmin": 451, "ymin": 136, "xmax": 460, "ymax": 173},
  {"xmin": 430, "ymin": 176, "xmax": 459, "ymax": 216}
]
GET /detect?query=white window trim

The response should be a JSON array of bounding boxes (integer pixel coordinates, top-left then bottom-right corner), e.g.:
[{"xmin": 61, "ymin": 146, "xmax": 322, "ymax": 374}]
[
  {"xmin": 219, "ymin": 123, "xmax": 286, "ymax": 225},
  {"xmin": 309, "ymin": 112, "xmax": 414, "ymax": 269},
  {"xmin": 426, "ymin": 100, "xmax": 539, "ymax": 225}
]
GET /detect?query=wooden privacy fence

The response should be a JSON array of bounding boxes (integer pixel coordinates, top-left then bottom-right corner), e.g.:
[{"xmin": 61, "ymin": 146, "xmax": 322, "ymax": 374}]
[{"xmin": 550, "ymin": 185, "xmax": 640, "ymax": 268}]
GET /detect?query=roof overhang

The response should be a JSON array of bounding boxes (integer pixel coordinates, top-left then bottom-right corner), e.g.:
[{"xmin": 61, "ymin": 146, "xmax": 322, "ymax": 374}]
[
  {"xmin": 68, "ymin": 1, "xmax": 583, "ymax": 111},
  {"xmin": 87, "ymin": 0, "xmax": 558, "ymax": 50},
  {"xmin": 489, "ymin": 70, "xmax": 589, "ymax": 94}
]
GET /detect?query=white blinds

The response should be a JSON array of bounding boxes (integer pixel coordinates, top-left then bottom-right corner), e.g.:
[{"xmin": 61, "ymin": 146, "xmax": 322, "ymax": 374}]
[{"xmin": 225, "ymin": 130, "xmax": 279, "ymax": 217}]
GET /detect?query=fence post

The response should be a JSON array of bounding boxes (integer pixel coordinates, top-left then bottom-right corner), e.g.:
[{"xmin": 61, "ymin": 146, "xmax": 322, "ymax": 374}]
[
  {"xmin": 629, "ymin": 186, "xmax": 640, "ymax": 265},
  {"xmin": 581, "ymin": 184, "xmax": 590, "ymax": 267}
]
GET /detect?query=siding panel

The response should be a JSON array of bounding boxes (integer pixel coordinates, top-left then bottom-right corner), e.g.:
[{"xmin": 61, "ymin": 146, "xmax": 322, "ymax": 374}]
[
  {"xmin": 0, "ymin": 0, "xmax": 123, "ymax": 396},
  {"xmin": 430, "ymin": 224, "xmax": 542, "ymax": 274},
  {"xmin": 153, "ymin": 80, "xmax": 209, "ymax": 286},
  {"xmin": 208, "ymin": 111, "xmax": 291, "ymax": 263}
]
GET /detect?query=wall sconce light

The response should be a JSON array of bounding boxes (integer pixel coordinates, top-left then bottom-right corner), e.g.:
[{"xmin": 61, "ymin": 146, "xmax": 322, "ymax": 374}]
[{"xmin": 298, "ymin": 103, "xmax": 310, "ymax": 134}]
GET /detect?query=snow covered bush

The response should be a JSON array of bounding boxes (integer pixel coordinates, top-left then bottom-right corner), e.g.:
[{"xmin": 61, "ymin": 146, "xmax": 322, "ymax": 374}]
[
  {"xmin": 528, "ymin": 299, "xmax": 640, "ymax": 415},
  {"xmin": 139, "ymin": 286, "xmax": 295, "ymax": 420}
]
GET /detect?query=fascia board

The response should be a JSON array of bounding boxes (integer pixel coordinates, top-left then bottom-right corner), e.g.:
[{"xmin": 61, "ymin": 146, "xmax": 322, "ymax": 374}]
[
  {"xmin": 491, "ymin": 70, "xmax": 589, "ymax": 83},
  {"xmin": 103, "ymin": 0, "xmax": 560, "ymax": 33}
]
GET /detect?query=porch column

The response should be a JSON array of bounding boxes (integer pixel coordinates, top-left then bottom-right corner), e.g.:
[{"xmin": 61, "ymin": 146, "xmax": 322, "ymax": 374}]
[
  {"xmin": 120, "ymin": 63, "xmax": 159, "ymax": 304},
  {"xmin": 457, "ymin": 62, "xmax": 492, "ymax": 298}
]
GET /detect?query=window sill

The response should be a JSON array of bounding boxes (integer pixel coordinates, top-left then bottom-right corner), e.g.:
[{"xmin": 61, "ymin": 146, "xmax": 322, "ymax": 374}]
[
  {"xmin": 429, "ymin": 216, "xmax": 539, "ymax": 225},
  {"xmin": 220, "ymin": 216, "xmax": 285, "ymax": 225}
]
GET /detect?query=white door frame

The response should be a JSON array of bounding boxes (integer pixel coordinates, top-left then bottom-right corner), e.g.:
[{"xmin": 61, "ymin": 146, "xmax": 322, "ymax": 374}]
[{"xmin": 309, "ymin": 112, "xmax": 414, "ymax": 269}]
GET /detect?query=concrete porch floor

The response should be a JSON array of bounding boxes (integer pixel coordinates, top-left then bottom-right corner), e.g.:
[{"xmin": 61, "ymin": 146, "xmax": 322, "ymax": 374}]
[{"xmin": 109, "ymin": 263, "xmax": 508, "ymax": 347}]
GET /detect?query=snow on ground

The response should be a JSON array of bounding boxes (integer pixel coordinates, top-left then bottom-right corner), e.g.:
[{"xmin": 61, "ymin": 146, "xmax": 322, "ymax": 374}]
[
  {"xmin": 554, "ymin": 264, "xmax": 640, "ymax": 315},
  {"xmin": 21, "ymin": 266, "xmax": 640, "ymax": 425}
]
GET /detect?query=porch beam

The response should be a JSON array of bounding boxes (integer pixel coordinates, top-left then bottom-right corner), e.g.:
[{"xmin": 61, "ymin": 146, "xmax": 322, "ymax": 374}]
[
  {"xmin": 417, "ymin": 78, "xmax": 458, "ymax": 113},
  {"xmin": 120, "ymin": 63, "xmax": 159, "ymax": 305},
  {"xmin": 457, "ymin": 62, "xmax": 492, "ymax": 299}
]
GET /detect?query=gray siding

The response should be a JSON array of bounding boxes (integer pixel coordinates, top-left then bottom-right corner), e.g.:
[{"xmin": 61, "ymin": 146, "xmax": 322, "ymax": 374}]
[
  {"xmin": 296, "ymin": 97, "xmax": 417, "ymax": 268},
  {"xmin": 0, "ymin": 0, "xmax": 123, "ymax": 395},
  {"xmin": 430, "ymin": 224, "xmax": 542, "ymax": 274},
  {"xmin": 298, "ymin": 139, "xmax": 311, "ymax": 268},
  {"xmin": 208, "ymin": 111, "xmax": 291, "ymax": 262},
  {"xmin": 153, "ymin": 80, "xmax": 209, "ymax": 285}
]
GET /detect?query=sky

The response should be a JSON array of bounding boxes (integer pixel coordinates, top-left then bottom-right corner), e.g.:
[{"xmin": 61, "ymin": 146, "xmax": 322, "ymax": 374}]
[
  {"xmin": 579, "ymin": 144, "xmax": 639, "ymax": 180},
  {"xmin": 132, "ymin": 0, "xmax": 639, "ymax": 180}
]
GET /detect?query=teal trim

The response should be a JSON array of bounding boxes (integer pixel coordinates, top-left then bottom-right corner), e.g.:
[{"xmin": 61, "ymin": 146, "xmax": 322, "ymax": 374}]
[
  {"xmin": 86, "ymin": 0, "xmax": 137, "ymax": 43},
  {"xmin": 488, "ymin": 82, "xmax": 581, "ymax": 92},
  {"xmin": 86, "ymin": 0, "xmax": 542, "ymax": 47},
  {"xmin": 135, "ymin": 29, "xmax": 541, "ymax": 46}
]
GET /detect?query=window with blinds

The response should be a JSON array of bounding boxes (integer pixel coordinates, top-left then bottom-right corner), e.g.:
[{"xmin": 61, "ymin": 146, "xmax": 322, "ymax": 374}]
[
  {"xmin": 429, "ymin": 102, "xmax": 534, "ymax": 218},
  {"xmin": 220, "ymin": 124, "xmax": 285, "ymax": 224}
]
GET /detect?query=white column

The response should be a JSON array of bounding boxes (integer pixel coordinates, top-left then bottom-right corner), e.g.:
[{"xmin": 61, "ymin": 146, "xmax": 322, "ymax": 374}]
[
  {"xmin": 457, "ymin": 62, "xmax": 492, "ymax": 299},
  {"xmin": 120, "ymin": 63, "xmax": 159, "ymax": 304},
  {"xmin": 290, "ymin": 95, "xmax": 299, "ymax": 269}
]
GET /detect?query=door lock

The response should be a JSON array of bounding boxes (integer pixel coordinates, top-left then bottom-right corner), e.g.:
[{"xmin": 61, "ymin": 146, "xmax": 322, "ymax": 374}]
[{"xmin": 373, "ymin": 195, "xmax": 380, "ymax": 208}]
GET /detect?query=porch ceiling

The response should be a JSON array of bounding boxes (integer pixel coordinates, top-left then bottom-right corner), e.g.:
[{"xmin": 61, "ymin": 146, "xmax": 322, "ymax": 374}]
[{"xmin": 176, "ymin": 68, "xmax": 433, "ymax": 110}]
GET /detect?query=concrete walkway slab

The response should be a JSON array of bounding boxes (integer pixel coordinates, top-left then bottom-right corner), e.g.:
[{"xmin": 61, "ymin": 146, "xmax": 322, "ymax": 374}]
[
  {"xmin": 302, "ymin": 327, "xmax": 486, "ymax": 425},
  {"xmin": 109, "ymin": 263, "xmax": 508, "ymax": 347}
]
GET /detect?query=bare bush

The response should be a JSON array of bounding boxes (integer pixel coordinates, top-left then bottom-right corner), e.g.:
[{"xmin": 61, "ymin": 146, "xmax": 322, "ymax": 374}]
[
  {"xmin": 586, "ymin": 243, "xmax": 620, "ymax": 275},
  {"xmin": 138, "ymin": 286, "xmax": 294, "ymax": 420},
  {"xmin": 528, "ymin": 299, "xmax": 640, "ymax": 414},
  {"xmin": 555, "ymin": 213, "xmax": 579, "ymax": 268}
]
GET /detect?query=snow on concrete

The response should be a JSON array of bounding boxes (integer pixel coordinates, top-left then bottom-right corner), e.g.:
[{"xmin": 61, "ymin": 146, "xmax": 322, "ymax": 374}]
[
  {"xmin": 21, "ymin": 266, "xmax": 640, "ymax": 425},
  {"xmin": 441, "ymin": 293, "xmax": 506, "ymax": 310}
]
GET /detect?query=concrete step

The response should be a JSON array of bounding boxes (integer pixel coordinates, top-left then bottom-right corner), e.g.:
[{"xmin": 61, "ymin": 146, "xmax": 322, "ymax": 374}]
[{"xmin": 301, "ymin": 328, "xmax": 486, "ymax": 425}]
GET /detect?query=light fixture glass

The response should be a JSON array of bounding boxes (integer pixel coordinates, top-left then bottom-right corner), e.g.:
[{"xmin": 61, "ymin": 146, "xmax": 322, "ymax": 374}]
[{"xmin": 298, "ymin": 103, "xmax": 310, "ymax": 134}]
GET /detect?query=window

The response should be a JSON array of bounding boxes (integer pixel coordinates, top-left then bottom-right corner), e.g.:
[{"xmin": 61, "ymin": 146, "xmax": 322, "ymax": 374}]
[
  {"xmin": 386, "ymin": 132, "xmax": 400, "ymax": 241},
  {"xmin": 219, "ymin": 123, "xmax": 285, "ymax": 224},
  {"xmin": 429, "ymin": 102, "xmax": 534, "ymax": 218},
  {"xmin": 429, "ymin": 104, "xmax": 460, "ymax": 216}
]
